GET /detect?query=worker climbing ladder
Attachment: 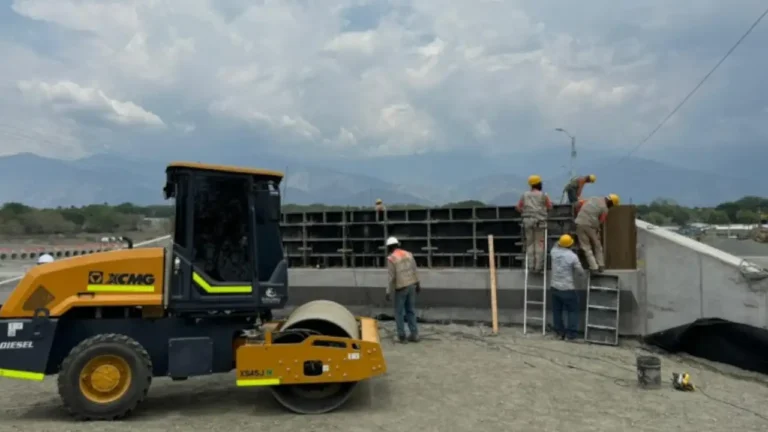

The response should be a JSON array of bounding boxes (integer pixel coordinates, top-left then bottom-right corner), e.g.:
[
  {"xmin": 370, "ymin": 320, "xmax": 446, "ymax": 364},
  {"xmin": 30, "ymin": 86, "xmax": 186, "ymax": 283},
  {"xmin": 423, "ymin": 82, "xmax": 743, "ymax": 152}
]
[
  {"xmin": 523, "ymin": 224, "xmax": 548, "ymax": 335},
  {"xmin": 584, "ymin": 273, "xmax": 621, "ymax": 345}
]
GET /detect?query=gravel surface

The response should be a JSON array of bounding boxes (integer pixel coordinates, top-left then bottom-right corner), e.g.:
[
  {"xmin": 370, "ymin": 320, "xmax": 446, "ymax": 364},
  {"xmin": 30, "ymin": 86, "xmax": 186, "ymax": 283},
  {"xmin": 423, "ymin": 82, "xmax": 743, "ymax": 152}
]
[{"xmin": 1, "ymin": 323, "xmax": 767, "ymax": 432}]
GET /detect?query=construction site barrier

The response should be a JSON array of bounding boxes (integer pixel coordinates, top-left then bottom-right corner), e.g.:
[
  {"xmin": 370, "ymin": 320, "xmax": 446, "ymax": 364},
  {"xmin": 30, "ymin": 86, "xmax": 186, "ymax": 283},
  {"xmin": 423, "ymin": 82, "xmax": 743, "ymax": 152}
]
[
  {"xmin": 0, "ymin": 235, "xmax": 171, "ymax": 287},
  {"xmin": 0, "ymin": 243, "xmax": 125, "ymax": 261}
]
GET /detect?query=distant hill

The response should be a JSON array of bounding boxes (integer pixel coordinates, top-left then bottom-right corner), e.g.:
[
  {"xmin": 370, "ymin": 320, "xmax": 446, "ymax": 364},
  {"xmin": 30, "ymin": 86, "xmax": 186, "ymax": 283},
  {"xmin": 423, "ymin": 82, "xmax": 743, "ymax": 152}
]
[
  {"xmin": 0, "ymin": 153, "xmax": 431, "ymax": 207},
  {"xmin": 0, "ymin": 152, "xmax": 765, "ymax": 208}
]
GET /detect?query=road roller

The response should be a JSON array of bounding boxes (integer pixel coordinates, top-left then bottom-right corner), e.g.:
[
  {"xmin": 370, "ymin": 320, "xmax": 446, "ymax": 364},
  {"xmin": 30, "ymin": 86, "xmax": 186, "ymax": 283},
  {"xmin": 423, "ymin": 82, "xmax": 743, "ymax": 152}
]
[{"xmin": 0, "ymin": 162, "xmax": 386, "ymax": 420}]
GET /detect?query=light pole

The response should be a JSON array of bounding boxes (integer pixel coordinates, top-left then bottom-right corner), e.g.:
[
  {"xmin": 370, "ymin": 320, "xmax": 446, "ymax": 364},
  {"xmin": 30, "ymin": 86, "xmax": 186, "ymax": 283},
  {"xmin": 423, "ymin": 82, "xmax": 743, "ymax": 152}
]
[{"xmin": 554, "ymin": 128, "xmax": 576, "ymax": 179}]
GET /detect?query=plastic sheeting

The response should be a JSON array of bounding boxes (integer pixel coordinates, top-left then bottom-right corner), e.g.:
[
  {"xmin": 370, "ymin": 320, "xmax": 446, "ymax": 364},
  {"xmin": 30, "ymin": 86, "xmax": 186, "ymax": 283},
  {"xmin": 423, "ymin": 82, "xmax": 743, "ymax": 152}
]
[{"xmin": 644, "ymin": 318, "xmax": 768, "ymax": 375}]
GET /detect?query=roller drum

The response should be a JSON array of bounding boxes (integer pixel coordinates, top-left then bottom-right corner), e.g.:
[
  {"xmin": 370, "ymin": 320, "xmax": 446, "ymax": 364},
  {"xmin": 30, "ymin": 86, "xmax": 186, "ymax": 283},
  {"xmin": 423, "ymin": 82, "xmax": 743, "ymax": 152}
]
[
  {"xmin": 270, "ymin": 300, "xmax": 361, "ymax": 414},
  {"xmin": 281, "ymin": 300, "xmax": 360, "ymax": 340}
]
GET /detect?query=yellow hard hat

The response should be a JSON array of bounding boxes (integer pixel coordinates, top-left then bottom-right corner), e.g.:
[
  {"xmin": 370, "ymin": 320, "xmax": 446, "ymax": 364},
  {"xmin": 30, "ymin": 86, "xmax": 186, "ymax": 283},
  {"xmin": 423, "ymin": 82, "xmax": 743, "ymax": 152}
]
[
  {"xmin": 588, "ymin": 174, "xmax": 596, "ymax": 182},
  {"xmin": 608, "ymin": 193, "xmax": 620, "ymax": 206},
  {"xmin": 375, "ymin": 198, "xmax": 383, "ymax": 204},
  {"xmin": 558, "ymin": 234, "xmax": 574, "ymax": 248},
  {"xmin": 528, "ymin": 175, "xmax": 542, "ymax": 186}
]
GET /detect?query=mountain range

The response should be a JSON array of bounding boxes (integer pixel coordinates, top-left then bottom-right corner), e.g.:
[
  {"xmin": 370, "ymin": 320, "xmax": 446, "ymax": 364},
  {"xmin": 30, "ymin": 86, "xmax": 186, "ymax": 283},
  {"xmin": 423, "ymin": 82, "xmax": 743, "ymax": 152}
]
[{"xmin": 0, "ymin": 148, "xmax": 765, "ymax": 208}]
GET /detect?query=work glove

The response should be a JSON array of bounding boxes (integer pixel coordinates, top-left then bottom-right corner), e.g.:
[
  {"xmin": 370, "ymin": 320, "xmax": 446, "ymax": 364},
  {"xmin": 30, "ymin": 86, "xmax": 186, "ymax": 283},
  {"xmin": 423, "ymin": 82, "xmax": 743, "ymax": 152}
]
[
  {"xmin": 385, "ymin": 293, "xmax": 391, "ymax": 302},
  {"xmin": 415, "ymin": 283, "xmax": 421, "ymax": 294}
]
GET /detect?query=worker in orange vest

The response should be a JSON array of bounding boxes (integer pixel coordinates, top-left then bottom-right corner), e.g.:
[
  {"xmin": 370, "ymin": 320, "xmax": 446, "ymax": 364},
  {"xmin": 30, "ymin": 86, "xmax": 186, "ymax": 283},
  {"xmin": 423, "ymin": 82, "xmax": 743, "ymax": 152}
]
[
  {"xmin": 574, "ymin": 194, "xmax": 620, "ymax": 272},
  {"xmin": 516, "ymin": 175, "xmax": 552, "ymax": 273},
  {"xmin": 385, "ymin": 236, "xmax": 420, "ymax": 343}
]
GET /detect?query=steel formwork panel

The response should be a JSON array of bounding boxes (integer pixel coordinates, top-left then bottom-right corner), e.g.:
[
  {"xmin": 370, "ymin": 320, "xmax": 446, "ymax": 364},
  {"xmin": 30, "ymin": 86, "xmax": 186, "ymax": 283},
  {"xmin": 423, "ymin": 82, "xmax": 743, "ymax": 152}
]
[{"xmin": 280, "ymin": 205, "xmax": 576, "ymax": 269}]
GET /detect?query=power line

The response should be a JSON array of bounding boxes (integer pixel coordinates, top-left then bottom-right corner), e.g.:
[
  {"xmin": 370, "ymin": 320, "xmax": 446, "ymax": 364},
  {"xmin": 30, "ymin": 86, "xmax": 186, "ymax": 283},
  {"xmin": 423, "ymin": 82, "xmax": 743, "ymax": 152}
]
[{"xmin": 612, "ymin": 4, "xmax": 768, "ymax": 166}]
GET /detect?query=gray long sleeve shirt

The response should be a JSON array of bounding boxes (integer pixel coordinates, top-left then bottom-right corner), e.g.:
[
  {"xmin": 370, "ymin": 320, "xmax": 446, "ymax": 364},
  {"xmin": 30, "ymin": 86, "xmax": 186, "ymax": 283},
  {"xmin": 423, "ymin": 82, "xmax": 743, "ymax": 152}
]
[{"xmin": 550, "ymin": 245, "xmax": 585, "ymax": 290}]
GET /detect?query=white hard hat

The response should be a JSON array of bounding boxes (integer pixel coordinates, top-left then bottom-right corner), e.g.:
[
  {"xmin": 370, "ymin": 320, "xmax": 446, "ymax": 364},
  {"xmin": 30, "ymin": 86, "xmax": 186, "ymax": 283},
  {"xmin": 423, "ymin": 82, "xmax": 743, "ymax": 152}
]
[
  {"xmin": 386, "ymin": 236, "xmax": 399, "ymax": 247},
  {"xmin": 37, "ymin": 253, "xmax": 54, "ymax": 265}
]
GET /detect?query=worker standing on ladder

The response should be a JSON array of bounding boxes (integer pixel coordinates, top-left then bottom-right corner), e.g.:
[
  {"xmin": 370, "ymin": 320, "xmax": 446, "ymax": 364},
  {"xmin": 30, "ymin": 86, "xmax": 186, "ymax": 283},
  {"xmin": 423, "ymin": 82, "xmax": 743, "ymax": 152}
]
[
  {"xmin": 550, "ymin": 234, "xmax": 585, "ymax": 341},
  {"xmin": 574, "ymin": 194, "xmax": 620, "ymax": 273},
  {"xmin": 385, "ymin": 236, "xmax": 420, "ymax": 343},
  {"xmin": 516, "ymin": 175, "xmax": 552, "ymax": 273},
  {"xmin": 563, "ymin": 174, "xmax": 596, "ymax": 204}
]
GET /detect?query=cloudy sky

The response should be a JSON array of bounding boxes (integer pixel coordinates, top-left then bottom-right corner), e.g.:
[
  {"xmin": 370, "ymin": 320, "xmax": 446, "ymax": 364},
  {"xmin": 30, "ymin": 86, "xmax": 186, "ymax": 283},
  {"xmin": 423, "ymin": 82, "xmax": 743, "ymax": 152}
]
[{"xmin": 1, "ymin": 0, "xmax": 767, "ymax": 171}]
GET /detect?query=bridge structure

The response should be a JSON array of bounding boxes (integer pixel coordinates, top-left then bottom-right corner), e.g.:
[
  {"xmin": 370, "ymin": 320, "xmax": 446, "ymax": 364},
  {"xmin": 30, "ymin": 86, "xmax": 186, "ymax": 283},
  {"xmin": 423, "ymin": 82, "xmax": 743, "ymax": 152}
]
[{"xmin": 2, "ymin": 204, "xmax": 767, "ymax": 338}]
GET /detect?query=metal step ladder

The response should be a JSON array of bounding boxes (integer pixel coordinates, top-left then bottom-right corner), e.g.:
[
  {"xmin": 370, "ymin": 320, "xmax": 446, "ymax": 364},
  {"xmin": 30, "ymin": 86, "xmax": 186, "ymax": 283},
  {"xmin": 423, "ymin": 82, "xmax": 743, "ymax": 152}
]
[
  {"xmin": 523, "ymin": 225, "xmax": 548, "ymax": 335},
  {"xmin": 584, "ymin": 273, "xmax": 621, "ymax": 345}
]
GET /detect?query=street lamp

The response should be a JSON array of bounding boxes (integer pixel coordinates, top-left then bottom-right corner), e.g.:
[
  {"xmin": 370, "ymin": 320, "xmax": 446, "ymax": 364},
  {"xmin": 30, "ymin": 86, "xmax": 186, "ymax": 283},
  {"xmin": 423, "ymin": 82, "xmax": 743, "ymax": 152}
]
[{"xmin": 554, "ymin": 128, "xmax": 576, "ymax": 179}]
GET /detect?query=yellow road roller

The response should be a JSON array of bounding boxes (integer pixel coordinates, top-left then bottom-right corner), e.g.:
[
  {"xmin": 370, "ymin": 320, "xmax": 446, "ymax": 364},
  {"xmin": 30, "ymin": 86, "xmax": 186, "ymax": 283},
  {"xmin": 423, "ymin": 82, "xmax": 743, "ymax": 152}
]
[{"xmin": 0, "ymin": 162, "xmax": 386, "ymax": 420}]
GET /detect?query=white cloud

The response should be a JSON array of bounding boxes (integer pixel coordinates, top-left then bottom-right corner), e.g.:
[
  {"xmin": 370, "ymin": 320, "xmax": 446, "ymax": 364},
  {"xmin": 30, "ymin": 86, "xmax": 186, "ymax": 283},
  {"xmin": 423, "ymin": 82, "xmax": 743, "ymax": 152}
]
[
  {"xmin": 2, "ymin": 0, "xmax": 767, "ymax": 160},
  {"xmin": 17, "ymin": 80, "xmax": 165, "ymax": 127}
]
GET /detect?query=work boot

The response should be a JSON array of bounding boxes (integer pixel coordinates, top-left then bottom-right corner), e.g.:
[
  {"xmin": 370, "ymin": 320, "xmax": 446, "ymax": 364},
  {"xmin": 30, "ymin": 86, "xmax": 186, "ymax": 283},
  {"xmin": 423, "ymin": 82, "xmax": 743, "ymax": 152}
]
[
  {"xmin": 408, "ymin": 334, "xmax": 420, "ymax": 343},
  {"xmin": 397, "ymin": 335, "xmax": 408, "ymax": 344},
  {"xmin": 597, "ymin": 266, "xmax": 605, "ymax": 273}
]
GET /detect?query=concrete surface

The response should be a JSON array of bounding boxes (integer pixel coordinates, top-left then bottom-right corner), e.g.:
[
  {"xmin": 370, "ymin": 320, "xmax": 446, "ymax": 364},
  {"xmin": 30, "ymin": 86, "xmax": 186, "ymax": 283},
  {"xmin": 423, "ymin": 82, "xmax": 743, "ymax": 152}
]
[
  {"xmin": 0, "ymin": 323, "xmax": 766, "ymax": 431},
  {"xmin": 636, "ymin": 220, "xmax": 768, "ymax": 335},
  {"xmin": 700, "ymin": 237, "xmax": 768, "ymax": 258}
]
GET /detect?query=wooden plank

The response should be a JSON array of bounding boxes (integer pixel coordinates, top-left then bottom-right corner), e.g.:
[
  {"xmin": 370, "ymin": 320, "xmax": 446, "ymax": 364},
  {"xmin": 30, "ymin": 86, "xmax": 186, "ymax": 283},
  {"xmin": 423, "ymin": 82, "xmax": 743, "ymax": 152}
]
[
  {"xmin": 487, "ymin": 235, "xmax": 499, "ymax": 335},
  {"xmin": 604, "ymin": 205, "xmax": 637, "ymax": 269}
]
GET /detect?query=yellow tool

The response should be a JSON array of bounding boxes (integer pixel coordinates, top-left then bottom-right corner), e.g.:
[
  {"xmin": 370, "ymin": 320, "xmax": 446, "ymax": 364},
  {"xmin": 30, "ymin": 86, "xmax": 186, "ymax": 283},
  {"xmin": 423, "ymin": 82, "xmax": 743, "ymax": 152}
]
[{"xmin": 672, "ymin": 372, "xmax": 695, "ymax": 391}]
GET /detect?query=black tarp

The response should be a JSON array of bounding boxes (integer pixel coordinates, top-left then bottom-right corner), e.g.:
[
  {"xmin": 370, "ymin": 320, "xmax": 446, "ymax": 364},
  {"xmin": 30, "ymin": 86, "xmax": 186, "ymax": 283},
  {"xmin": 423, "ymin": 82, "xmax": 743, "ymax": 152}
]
[{"xmin": 644, "ymin": 318, "xmax": 768, "ymax": 375}]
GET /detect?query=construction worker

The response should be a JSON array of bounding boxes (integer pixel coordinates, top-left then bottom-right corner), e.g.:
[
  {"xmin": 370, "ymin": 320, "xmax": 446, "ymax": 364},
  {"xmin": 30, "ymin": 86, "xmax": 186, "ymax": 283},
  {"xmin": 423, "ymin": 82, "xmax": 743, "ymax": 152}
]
[
  {"xmin": 550, "ymin": 234, "xmax": 585, "ymax": 341},
  {"xmin": 37, "ymin": 253, "xmax": 54, "ymax": 265},
  {"xmin": 375, "ymin": 198, "xmax": 386, "ymax": 221},
  {"xmin": 563, "ymin": 174, "xmax": 596, "ymax": 204},
  {"xmin": 516, "ymin": 175, "xmax": 552, "ymax": 273},
  {"xmin": 384, "ymin": 236, "xmax": 420, "ymax": 343},
  {"xmin": 574, "ymin": 194, "xmax": 620, "ymax": 272}
]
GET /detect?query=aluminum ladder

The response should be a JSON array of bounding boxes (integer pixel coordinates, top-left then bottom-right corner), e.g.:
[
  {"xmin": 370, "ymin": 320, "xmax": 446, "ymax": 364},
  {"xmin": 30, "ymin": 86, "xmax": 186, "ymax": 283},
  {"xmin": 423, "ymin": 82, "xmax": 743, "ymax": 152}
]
[
  {"xmin": 523, "ymin": 225, "xmax": 548, "ymax": 335},
  {"xmin": 584, "ymin": 273, "xmax": 621, "ymax": 345}
]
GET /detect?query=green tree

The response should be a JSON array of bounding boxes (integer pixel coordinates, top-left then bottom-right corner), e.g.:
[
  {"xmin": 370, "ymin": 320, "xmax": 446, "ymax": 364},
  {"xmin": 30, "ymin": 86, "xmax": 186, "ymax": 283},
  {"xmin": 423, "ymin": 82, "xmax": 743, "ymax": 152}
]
[
  {"xmin": 706, "ymin": 210, "xmax": 730, "ymax": 225},
  {"xmin": 735, "ymin": 209, "xmax": 760, "ymax": 224},
  {"xmin": 442, "ymin": 200, "xmax": 485, "ymax": 208},
  {"xmin": 643, "ymin": 212, "xmax": 668, "ymax": 225},
  {"xmin": 20, "ymin": 210, "xmax": 76, "ymax": 234}
]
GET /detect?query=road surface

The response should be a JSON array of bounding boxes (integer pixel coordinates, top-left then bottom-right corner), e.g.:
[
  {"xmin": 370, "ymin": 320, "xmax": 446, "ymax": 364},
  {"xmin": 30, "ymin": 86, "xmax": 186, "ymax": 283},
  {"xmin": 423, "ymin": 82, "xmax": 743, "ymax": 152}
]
[{"xmin": 0, "ymin": 323, "xmax": 766, "ymax": 431}]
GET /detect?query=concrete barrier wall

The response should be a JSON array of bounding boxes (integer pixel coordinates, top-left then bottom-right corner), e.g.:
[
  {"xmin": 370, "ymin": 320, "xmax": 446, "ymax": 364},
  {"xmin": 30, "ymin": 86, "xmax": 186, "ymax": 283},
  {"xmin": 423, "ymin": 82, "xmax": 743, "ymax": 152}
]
[
  {"xmin": 636, "ymin": 220, "xmax": 768, "ymax": 335},
  {"xmin": 287, "ymin": 268, "xmax": 644, "ymax": 335}
]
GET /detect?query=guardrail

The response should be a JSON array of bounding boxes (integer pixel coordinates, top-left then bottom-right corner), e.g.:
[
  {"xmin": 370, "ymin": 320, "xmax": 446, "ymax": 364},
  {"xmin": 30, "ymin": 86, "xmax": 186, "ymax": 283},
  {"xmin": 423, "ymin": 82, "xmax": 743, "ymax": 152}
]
[
  {"xmin": 0, "ymin": 243, "xmax": 123, "ymax": 261},
  {"xmin": 0, "ymin": 235, "xmax": 171, "ymax": 287}
]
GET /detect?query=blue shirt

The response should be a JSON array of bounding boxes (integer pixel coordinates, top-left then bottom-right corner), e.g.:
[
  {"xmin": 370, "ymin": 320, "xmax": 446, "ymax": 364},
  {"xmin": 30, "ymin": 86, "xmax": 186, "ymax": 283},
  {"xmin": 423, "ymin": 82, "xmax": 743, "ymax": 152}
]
[{"xmin": 550, "ymin": 245, "xmax": 585, "ymax": 290}]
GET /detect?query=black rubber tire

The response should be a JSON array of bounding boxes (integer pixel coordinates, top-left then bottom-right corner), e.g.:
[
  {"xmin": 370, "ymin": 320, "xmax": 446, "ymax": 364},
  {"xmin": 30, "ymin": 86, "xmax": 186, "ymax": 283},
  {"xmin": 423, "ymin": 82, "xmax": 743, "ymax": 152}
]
[{"xmin": 57, "ymin": 333, "xmax": 153, "ymax": 421}]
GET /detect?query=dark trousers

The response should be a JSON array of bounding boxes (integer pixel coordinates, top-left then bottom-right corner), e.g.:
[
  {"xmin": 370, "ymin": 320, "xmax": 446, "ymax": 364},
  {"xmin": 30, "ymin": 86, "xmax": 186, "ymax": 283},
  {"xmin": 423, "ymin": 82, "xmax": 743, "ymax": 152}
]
[
  {"xmin": 566, "ymin": 187, "xmax": 579, "ymax": 204},
  {"xmin": 394, "ymin": 284, "xmax": 418, "ymax": 339},
  {"xmin": 551, "ymin": 288, "xmax": 579, "ymax": 339}
]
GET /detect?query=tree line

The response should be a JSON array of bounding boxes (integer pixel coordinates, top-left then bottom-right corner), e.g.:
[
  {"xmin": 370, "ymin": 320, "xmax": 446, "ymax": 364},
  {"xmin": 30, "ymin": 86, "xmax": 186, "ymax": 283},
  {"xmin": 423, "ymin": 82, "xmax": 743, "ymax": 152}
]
[{"xmin": 0, "ymin": 197, "xmax": 765, "ymax": 236}]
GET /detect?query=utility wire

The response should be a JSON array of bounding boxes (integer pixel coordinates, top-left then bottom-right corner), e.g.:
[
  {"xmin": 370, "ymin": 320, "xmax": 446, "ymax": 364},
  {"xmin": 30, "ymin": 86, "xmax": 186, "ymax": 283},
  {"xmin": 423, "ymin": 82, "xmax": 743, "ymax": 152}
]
[{"xmin": 611, "ymin": 5, "xmax": 768, "ymax": 167}]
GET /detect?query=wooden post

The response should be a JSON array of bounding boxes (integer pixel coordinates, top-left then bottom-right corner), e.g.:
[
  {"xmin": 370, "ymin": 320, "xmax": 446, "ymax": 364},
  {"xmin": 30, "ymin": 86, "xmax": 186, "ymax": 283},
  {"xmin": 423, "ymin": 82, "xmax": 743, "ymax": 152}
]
[{"xmin": 488, "ymin": 235, "xmax": 499, "ymax": 335}]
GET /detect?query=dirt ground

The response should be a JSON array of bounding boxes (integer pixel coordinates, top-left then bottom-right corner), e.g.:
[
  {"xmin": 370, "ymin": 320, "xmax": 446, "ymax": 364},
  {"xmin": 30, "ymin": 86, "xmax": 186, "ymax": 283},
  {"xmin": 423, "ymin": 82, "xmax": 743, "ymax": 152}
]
[{"xmin": 1, "ymin": 323, "xmax": 767, "ymax": 432}]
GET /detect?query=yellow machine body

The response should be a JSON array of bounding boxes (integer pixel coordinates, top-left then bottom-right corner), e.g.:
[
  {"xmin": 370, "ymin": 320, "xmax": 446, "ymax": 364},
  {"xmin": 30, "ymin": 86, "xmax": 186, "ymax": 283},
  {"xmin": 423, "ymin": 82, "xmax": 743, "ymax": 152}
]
[
  {"xmin": 0, "ymin": 248, "xmax": 165, "ymax": 319},
  {"xmin": 235, "ymin": 317, "xmax": 386, "ymax": 387}
]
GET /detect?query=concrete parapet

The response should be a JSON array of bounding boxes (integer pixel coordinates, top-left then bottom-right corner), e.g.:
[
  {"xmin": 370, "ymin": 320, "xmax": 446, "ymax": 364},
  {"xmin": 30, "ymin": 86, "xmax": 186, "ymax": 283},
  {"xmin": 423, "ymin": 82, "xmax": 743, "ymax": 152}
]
[
  {"xmin": 286, "ymin": 268, "xmax": 643, "ymax": 335},
  {"xmin": 636, "ymin": 220, "xmax": 768, "ymax": 335}
]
